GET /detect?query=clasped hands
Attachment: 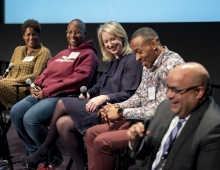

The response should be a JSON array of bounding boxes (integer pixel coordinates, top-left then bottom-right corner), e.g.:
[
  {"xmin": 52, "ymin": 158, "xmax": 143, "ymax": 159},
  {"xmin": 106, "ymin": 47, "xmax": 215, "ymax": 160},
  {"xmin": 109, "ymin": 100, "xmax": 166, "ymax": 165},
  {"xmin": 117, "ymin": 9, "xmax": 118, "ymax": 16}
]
[
  {"xmin": 97, "ymin": 103, "xmax": 122, "ymax": 124},
  {"xmin": 30, "ymin": 86, "xmax": 42, "ymax": 100}
]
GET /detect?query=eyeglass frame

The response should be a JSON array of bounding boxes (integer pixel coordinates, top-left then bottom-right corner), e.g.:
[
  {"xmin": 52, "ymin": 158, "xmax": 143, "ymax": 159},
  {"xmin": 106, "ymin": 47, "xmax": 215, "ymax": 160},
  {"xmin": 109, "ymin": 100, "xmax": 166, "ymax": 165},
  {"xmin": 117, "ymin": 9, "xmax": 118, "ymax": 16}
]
[
  {"xmin": 166, "ymin": 85, "xmax": 202, "ymax": 95},
  {"xmin": 66, "ymin": 30, "xmax": 84, "ymax": 35}
]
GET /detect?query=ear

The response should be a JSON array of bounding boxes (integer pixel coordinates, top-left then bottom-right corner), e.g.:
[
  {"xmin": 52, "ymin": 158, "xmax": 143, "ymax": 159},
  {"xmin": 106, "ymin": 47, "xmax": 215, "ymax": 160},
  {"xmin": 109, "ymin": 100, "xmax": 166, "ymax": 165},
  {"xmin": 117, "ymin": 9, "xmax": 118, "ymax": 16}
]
[
  {"xmin": 23, "ymin": 34, "xmax": 25, "ymax": 40},
  {"xmin": 83, "ymin": 31, "xmax": 87, "ymax": 36},
  {"xmin": 151, "ymin": 39, "xmax": 157, "ymax": 50},
  {"xmin": 195, "ymin": 87, "xmax": 205, "ymax": 99}
]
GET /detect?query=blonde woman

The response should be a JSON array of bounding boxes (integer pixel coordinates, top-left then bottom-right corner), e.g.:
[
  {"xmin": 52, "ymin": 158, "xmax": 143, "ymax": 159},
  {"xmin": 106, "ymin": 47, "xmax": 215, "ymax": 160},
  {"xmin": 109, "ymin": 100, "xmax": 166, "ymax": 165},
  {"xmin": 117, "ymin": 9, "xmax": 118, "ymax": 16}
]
[{"xmin": 21, "ymin": 21, "xmax": 142, "ymax": 170}]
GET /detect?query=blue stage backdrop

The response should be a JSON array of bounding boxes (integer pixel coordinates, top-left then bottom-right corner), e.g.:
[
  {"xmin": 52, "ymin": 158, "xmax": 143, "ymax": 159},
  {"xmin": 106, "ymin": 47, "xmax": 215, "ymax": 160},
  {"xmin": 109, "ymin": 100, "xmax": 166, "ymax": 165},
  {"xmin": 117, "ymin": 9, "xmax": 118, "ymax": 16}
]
[{"xmin": 5, "ymin": 0, "xmax": 220, "ymax": 24}]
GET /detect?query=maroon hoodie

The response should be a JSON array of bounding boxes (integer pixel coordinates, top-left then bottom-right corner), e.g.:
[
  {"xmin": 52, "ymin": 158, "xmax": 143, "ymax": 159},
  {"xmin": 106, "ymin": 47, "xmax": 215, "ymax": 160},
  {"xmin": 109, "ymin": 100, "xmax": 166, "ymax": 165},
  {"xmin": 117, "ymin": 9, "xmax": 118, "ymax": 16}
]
[{"xmin": 34, "ymin": 40, "xmax": 99, "ymax": 97}]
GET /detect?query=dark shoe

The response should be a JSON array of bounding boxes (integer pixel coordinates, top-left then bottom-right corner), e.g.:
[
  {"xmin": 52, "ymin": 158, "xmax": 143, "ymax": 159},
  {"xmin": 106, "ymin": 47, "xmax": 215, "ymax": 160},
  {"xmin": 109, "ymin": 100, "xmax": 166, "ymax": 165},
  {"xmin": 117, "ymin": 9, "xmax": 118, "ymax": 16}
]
[
  {"xmin": 20, "ymin": 146, "xmax": 50, "ymax": 168},
  {"xmin": 49, "ymin": 152, "xmax": 63, "ymax": 167},
  {"xmin": 22, "ymin": 150, "xmax": 29, "ymax": 167}
]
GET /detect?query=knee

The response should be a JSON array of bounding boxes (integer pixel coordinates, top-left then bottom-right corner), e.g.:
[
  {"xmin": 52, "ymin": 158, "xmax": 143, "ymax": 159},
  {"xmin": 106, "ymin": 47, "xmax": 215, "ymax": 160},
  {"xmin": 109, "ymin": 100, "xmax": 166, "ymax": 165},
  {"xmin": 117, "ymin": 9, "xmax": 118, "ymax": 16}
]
[
  {"xmin": 10, "ymin": 106, "xmax": 16, "ymax": 121},
  {"xmin": 56, "ymin": 116, "xmax": 73, "ymax": 134},
  {"xmin": 93, "ymin": 133, "xmax": 111, "ymax": 152},
  {"xmin": 10, "ymin": 96, "xmax": 31, "ymax": 122},
  {"xmin": 56, "ymin": 99, "xmax": 64, "ymax": 108},
  {"xmin": 10, "ymin": 104, "xmax": 21, "ymax": 122},
  {"xmin": 23, "ymin": 114, "xmax": 34, "ymax": 127},
  {"xmin": 56, "ymin": 117, "xmax": 66, "ymax": 133},
  {"xmin": 23, "ymin": 109, "xmax": 40, "ymax": 128}
]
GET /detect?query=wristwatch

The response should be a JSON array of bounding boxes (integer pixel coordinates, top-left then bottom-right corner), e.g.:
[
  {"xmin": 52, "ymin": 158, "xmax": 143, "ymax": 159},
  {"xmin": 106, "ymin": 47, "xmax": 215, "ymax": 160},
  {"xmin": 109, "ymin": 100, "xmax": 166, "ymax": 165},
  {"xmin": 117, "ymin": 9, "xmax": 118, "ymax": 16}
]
[{"xmin": 117, "ymin": 108, "xmax": 123, "ymax": 116}]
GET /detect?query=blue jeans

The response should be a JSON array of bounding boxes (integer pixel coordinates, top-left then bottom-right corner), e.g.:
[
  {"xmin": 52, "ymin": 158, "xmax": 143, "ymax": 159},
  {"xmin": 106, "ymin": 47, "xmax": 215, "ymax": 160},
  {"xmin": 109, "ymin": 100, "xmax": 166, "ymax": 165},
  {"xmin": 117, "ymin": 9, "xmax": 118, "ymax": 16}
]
[{"xmin": 10, "ymin": 95, "xmax": 63, "ymax": 165}]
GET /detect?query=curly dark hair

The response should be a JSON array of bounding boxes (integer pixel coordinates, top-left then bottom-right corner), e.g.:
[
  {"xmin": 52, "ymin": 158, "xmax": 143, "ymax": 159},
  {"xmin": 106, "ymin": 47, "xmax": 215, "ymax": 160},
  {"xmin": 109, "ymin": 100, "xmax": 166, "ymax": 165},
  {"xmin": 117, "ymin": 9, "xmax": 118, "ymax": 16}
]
[{"xmin": 21, "ymin": 19, "xmax": 41, "ymax": 35}]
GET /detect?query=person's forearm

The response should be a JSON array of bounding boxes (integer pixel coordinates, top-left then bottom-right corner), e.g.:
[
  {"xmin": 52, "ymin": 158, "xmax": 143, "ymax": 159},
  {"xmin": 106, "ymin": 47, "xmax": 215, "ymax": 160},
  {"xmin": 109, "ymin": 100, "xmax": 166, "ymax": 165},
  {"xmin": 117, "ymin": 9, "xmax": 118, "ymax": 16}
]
[{"xmin": 2, "ymin": 78, "xmax": 17, "ymax": 82}]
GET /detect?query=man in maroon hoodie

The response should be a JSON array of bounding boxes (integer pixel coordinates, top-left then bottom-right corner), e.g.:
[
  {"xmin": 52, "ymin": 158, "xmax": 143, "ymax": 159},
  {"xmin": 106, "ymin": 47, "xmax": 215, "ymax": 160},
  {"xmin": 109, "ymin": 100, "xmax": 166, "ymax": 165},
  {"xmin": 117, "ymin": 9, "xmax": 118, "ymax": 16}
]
[{"xmin": 10, "ymin": 19, "xmax": 99, "ymax": 169}]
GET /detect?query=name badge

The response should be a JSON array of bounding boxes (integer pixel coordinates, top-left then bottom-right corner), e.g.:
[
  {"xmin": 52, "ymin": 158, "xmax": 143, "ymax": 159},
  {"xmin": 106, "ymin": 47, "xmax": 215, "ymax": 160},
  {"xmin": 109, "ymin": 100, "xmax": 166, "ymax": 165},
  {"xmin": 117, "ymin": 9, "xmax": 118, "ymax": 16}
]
[
  {"xmin": 68, "ymin": 52, "xmax": 80, "ymax": 59},
  {"xmin": 22, "ymin": 56, "xmax": 34, "ymax": 62},
  {"xmin": 148, "ymin": 87, "xmax": 155, "ymax": 100}
]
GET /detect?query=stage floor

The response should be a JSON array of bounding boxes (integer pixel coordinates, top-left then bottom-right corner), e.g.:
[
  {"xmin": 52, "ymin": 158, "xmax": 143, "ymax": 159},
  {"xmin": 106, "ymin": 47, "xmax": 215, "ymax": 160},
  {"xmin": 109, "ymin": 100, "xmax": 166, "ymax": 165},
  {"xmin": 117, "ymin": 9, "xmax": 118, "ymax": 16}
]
[
  {"xmin": 6, "ymin": 125, "xmax": 137, "ymax": 170},
  {"xmin": 7, "ymin": 125, "xmax": 76, "ymax": 170}
]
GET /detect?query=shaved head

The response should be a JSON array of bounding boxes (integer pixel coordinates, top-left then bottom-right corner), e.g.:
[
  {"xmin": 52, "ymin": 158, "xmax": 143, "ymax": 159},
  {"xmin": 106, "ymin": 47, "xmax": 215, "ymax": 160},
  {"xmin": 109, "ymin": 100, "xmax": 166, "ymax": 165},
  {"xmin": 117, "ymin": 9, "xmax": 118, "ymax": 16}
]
[
  {"xmin": 69, "ymin": 19, "xmax": 86, "ymax": 31},
  {"xmin": 166, "ymin": 63, "xmax": 209, "ymax": 117},
  {"xmin": 67, "ymin": 19, "xmax": 86, "ymax": 48},
  {"xmin": 167, "ymin": 62, "xmax": 210, "ymax": 117},
  {"xmin": 169, "ymin": 62, "xmax": 209, "ymax": 92}
]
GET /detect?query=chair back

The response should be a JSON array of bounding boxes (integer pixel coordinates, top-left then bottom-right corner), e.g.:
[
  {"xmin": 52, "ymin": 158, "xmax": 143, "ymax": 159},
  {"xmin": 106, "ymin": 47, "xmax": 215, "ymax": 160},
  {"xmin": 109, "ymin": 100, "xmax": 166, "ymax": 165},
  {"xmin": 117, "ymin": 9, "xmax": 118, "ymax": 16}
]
[{"xmin": 210, "ymin": 84, "xmax": 220, "ymax": 106}]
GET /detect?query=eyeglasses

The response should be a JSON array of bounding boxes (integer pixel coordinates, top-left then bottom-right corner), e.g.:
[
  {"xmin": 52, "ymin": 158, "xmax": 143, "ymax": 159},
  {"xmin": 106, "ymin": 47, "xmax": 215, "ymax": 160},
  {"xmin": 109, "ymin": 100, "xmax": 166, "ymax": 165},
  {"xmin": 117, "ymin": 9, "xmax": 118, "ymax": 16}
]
[
  {"xmin": 166, "ymin": 85, "xmax": 201, "ymax": 94},
  {"xmin": 66, "ymin": 30, "xmax": 83, "ymax": 35}
]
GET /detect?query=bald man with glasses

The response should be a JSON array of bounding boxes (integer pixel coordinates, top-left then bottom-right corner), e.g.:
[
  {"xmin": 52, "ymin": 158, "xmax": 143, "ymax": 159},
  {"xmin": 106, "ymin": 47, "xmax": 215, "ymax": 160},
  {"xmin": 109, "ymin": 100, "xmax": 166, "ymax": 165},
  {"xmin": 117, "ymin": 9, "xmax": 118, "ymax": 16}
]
[{"xmin": 127, "ymin": 62, "xmax": 220, "ymax": 170}]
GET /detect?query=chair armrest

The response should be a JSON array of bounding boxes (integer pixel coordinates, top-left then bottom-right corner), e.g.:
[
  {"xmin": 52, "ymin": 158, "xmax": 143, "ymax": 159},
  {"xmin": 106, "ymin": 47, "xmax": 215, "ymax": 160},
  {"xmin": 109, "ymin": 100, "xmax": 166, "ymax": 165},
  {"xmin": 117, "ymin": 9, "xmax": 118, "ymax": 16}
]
[
  {"xmin": 124, "ymin": 118, "xmax": 144, "ymax": 123},
  {"xmin": 55, "ymin": 91, "xmax": 80, "ymax": 97},
  {"xmin": 12, "ymin": 83, "xmax": 30, "ymax": 88},
  {"xmin": 12, "ymin": 84, "xmax": 29, "ymax": 102}
]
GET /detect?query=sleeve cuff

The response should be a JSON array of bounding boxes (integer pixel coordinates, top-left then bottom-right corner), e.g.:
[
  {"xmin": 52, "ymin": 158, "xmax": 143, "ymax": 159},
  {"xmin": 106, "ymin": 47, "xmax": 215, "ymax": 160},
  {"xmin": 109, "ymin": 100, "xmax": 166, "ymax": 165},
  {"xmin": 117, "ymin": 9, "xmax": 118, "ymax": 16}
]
[
  {"xmin": 117, "ymin": 103, "xmax": 123, "ymax": 108},
  {"xmin": 107, "ymin": 94, "xmax": 115, "ymax": 102}
]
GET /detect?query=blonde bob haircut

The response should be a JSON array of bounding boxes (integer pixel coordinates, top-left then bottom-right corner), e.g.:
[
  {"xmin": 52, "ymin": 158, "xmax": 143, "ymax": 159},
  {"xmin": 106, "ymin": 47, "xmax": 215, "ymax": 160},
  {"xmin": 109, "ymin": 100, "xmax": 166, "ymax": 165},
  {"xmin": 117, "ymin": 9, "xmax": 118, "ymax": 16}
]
[{"xmin": 97, "ymin": 21, "xmax": 133, "ymax": 62}]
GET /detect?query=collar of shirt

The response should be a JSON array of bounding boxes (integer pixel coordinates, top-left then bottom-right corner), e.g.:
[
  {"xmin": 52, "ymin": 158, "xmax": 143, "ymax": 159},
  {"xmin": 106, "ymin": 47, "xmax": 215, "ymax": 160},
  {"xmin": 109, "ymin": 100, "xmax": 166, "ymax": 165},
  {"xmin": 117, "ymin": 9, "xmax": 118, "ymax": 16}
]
[
  {"xmin": 117, "ymin": 54, "xmax": 126, "ymax": 62},
  {"xmin": 25, "ymin": 43, "xmax": 42, "ymax": 55},
  {"xmin": 148, "ymin": 46, "xmax": 169, "ymax": 72}
]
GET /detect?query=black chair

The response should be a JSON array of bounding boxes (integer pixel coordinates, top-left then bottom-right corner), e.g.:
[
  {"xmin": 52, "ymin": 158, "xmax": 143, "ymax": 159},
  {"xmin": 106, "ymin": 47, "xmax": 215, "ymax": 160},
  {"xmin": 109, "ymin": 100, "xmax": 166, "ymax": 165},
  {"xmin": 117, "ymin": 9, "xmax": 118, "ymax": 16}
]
[
  {"xmin": 113, "ymin": 118, "xmax": 145, "ymax": 170},
  {"xmin": 0, "ymin": 83, "xmax": 29, "ymax": 170},
  {"xmin": 66, "ymin": 137, "xmax": 87, "ymax": 170},
  {"xmin": 0, "ymin": 110, "xmax": 14, "ymax": 170},
  {"xmin": 13, "ymin": 84, "xmax": 30, "ymax": 102},
  {"xmin": 210, "ymin": 84, "xmax": 220, "ymax": 106}
]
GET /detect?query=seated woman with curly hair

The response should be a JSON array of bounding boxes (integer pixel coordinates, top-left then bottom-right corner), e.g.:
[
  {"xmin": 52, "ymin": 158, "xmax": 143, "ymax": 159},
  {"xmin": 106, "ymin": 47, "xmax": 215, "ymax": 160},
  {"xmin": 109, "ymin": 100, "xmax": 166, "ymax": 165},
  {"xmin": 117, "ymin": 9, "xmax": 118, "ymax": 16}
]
[{"xmin": 0, "ymin": 19, "xmax": 51, "ymax": 111}]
